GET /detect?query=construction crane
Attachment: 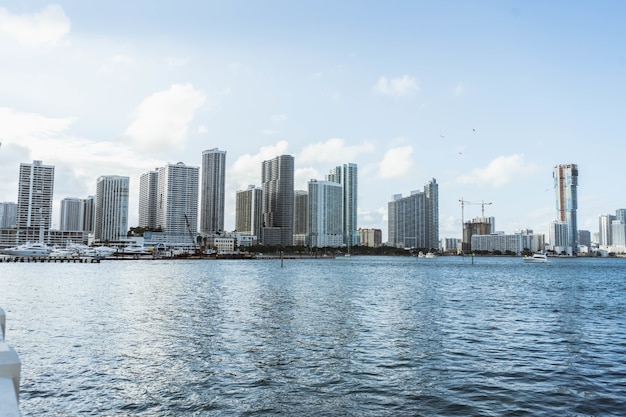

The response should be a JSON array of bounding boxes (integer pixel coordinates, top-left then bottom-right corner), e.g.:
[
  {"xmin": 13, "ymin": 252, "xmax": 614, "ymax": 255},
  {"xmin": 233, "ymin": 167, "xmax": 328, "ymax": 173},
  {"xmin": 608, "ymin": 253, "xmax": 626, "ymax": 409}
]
[
  {"xmin": 184, "ymin": 214, "xmax": 201, "ymax": 255},
  {"xmin": 459, "ymin": 198, "xmax": 494, "ymax": 248}
]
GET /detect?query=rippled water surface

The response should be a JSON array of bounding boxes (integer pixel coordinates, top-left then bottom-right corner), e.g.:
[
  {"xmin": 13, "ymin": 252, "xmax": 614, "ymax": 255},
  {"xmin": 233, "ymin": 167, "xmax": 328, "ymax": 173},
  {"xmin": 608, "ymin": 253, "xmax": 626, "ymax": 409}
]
[{"xmin": 1, "ymin": 256, "xmax": 626, "ymax": 416}]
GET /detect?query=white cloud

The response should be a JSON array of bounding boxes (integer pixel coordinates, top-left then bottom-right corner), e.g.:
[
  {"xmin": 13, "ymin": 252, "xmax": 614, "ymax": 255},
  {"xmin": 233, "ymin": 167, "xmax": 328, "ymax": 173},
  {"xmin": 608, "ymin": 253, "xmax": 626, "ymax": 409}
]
[
  {"xmin": 374, "ymin": 75, "xmax": 420, "ymax": 98},
  {"xmin": 167, "ymin": 57, "xmax": 189, "ymax": 68},
  {"xmin": 295, "ymin": 167, "xmax": 320, "ymax": 190},
  {"xmin": 0, "ymin": 107, "xmax": 75, "ymax": 140},
  {"xmin": 456, "ymin": 154, "xmax": 539, "ymax": 188},
  {"xmin": 197, "ymin": 125, "xmax": 208, "ymax": 134},
  {"xmin": 0, "ymin": 4, "xmax": 70, "ymax": 47},
  {"xmin": 298, "ymin": 138, "xmax": 375, "ymax": 164},
  {"xmin": 124, "ymin": 84, "xmax": 206, "ymax": 152},
  {"xmin": 378, "ymin": 146, "xmax": 414, "ymax": 178},
  {"xmin": 262, "ymin": 129, "xmax": 279, "ymax": 136},
  {"xmin": 228, "ymin": 141, "xmax": 290, "ymax": 190}
]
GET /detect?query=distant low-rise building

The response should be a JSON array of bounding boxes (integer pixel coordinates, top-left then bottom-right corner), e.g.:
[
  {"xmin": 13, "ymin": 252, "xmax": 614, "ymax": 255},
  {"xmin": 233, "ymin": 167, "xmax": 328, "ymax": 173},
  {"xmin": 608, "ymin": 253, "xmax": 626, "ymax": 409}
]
[
  {"xmin": 471, "ymin": 229, "xmax": 544, "ymax": 255},
  {"xmin": 359, "ymin": 228, "xmax": 382, "ymax": 248}
]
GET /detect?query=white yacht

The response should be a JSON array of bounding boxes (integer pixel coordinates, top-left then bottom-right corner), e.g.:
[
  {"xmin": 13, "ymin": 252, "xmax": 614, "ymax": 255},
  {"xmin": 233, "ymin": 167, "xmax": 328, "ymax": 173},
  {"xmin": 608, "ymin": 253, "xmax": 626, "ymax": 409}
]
[
  {"xmin": 2, "ymin": 242, "xmax": 53, "ymax": 257},
  {"xmin": 523, "ymin": 253, "xmax": 548, "ymax": 263}
]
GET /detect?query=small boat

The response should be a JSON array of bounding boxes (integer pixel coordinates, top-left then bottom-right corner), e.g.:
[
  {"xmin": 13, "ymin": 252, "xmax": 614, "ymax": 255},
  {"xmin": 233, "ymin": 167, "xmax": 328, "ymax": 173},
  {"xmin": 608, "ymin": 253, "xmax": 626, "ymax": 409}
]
[
  {"xmin": 1, "ymin": 242, "xmax": 53, "ymax": 257},
  {"xmin": 425, "ymin": 252, "xmax": 438, "ymax": 259},
  {"xmin": 523, "ymin": 253, "xmax": 548, "ymax": 263},
  {"xmin": 120, "ymin": 244, "xmax": 151, "ymax": 256}
]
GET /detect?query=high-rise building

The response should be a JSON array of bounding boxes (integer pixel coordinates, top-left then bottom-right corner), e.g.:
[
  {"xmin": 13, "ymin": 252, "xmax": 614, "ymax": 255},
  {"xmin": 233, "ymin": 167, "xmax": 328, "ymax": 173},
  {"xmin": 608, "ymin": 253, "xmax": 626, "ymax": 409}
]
[
  {"xmin": 388, "ymin": 178, "xmax": 439, "ymax": 249},
  {"xmin": 598, "ymin": 214, "xmax": 615, "ymax": 246},
  {"xmin": 293, "ymin": 190, "xmax": 309, "ymax": 245},
  {"xmin": 549, "ymin": 220, "xmax": 569, "ymax": 253},
  {"xmin": 615, "ymin": 209, "xmax": 626, "ymax": 223},
  {"xmin": 156, "ymin": 162, "xmax": 199, "ymax": 235},
  {"xmin": 95, "ymin": 175, "xmax": 129, "ymax": 242},
  {"xmin": 612, "ymin": 220, "xmax": 626, "ymax": 247},
  {"xmin": 200, "ymin": 148, "xmax": 226, "ymax": 234},
  {"xmin": 578, "ymin": 230, "xmax": 591, "ymax": 248},
  {"xmin": 554, "ymin": 164, "xmax": 579, "ymax": 252},
  {"xmin": 326, "ymin": 163, "xmax": 359, "ymax": 247},
  {"xmin": 261, "ymin": 155, "xmax": 294, "ymax": 246},
  {"xmin": 83, "ymin": 196, "xmax": 95, "ymax": 233},
  {"xmin": 308, "ymin": 180, "xmax": 343, "ymax": 248},
  {"xmin": 16, "ymin": 160, "xmax": 55, "ymax": 243},
  {"xmin": 139, "ymin": 170, "xmax": 158, "ymax": 230},
  {"xmin": 235, "ymin": 185, "xmax": 263, "ymax": 238},
  {"xmin": 0, "ymin": 202, "xmax": 17, "ymax": 229},
  {"xmin": 60, "ymin": 198, "xmax": 85, "ymax": 231}
]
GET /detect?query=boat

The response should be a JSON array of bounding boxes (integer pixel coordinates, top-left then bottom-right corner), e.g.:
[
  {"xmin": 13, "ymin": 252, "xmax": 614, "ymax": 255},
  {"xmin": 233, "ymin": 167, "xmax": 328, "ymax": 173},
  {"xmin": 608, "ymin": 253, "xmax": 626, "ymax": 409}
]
[
  {"xmin": 49, "ymin": 247, "xmax": 77, "ymax": 258},
  {"xmin": 1, "ymin": 242, "xmax": 53, "ymax": 257},
  {"xmin": 523, "ymin": 253, "xmax": 548, "ymax": 263},
  {"xmin": 119, "ymin": 244, "xmax": 151, "ymax": 256},
  {"xmin": 425, "ymin": 252, "xmax": 438, "ymax": 259}
]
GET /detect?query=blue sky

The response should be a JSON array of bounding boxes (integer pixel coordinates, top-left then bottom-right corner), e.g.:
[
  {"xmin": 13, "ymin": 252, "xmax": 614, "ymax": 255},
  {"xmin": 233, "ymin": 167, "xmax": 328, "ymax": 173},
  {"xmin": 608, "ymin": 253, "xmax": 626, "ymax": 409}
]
[{"xmin": 1, "ymin": 1, "xmax": 625, "ymax": 240}]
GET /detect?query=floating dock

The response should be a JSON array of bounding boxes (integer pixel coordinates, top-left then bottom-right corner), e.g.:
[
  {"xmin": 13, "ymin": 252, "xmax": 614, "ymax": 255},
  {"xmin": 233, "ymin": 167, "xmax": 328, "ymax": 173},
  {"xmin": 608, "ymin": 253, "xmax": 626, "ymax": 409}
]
[{"xmin": 0, "ymin": 256, "xmax": 101, "ymax": 263}]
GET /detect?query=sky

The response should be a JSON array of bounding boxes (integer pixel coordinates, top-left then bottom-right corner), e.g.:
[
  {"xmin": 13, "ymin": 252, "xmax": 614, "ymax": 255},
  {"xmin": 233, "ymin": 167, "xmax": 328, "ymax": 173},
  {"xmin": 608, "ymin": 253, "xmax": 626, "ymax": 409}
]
[{"xmin": 1, "ymin": 1, "xmax": 625, "ymax": 241}]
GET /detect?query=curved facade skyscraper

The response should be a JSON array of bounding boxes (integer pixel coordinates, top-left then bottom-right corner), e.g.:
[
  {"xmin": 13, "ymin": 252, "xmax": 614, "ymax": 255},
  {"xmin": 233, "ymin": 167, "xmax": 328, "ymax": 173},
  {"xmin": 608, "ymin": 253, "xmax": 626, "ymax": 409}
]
[
  {"xmin": 201, "ymin": 148, "xmax": 226, "ymax": 234},
  {"xmin": 553, "ymin": 164, "xmax": 578, "ymax": 252}
]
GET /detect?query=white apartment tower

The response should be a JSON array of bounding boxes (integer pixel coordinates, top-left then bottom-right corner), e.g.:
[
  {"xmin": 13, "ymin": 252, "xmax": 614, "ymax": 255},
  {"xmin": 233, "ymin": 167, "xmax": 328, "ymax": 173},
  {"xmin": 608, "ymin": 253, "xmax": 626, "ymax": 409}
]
[
  {"xmin": 235, "ymin": 185, "xmax": 263, "ymax": 238},
  {"xmin": 139, "ymin": 170, "xmax": 158, "ymax": 230},
  {"xmin": 201, "ymin": 148, "xmax": 227, "ymax": 233},
  {"xmin": 17, "ymin": 160, "xmax": 55, "ymax": 243},
  {"xmin": 308, "ymin": 180, "xmax": 343, "ymax": 248},
  {"xmin": 156, "ymin": 162, "xmax": 199, "ymax": 234},
  {"xmin": 326, "ymin": 163, "xmax": 359, "ymax": 247},
  {"xmin": 95, "ymin": 175, "xmax": 129, "ymax": 242}
]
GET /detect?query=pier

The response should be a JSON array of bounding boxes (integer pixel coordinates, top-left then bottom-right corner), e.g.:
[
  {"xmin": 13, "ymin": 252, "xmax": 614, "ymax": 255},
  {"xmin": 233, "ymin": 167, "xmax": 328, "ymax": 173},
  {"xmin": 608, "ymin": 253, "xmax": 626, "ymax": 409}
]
[
  {"xmin": 0, "ymin": 307, "xmax": 21, "ymax": 417},
  {"xmin": 0, "ymin": 256, "xmax": 100, "ymax": 263}
]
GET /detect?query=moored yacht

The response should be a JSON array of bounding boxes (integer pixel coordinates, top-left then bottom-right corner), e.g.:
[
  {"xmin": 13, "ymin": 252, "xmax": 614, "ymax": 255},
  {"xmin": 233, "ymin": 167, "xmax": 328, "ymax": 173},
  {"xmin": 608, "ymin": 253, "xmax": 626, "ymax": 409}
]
[{"xmin": 1, "ymin": 242, "xmax": 53, "ymax": 257}]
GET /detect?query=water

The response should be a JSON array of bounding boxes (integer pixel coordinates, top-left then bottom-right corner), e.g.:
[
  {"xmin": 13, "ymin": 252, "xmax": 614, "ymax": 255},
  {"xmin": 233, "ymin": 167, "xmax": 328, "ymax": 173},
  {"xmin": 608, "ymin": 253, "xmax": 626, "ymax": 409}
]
[{"xmin": 1, "ymin": 256, "xmax": 625, "ymax": 416}]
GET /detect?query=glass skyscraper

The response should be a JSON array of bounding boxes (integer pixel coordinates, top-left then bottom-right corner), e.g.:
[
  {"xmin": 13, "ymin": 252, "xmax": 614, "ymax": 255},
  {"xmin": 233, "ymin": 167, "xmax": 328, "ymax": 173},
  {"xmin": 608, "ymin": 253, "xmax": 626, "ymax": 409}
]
[
  {"xmin": 201, "ymin": 148, "xmax": 226, "ymax": 234},
  {"xmin": 261, "ymin": 154, "xmax": 294, "ymax": 246},
  {"xmin": 326, "ymin": 163, "xmax": 358, "ymax": 247},
  {"xmin": 553, "ymin": 164, "xmax": 579, "ymax": 252}
]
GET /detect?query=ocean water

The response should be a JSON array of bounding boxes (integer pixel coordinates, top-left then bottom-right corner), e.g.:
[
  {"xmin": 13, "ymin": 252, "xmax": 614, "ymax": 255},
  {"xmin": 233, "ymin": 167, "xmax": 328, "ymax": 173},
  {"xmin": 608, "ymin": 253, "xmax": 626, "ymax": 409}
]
[{"xmin": 1, "ymin": 256, "xmax": 625, "ymax": 416}]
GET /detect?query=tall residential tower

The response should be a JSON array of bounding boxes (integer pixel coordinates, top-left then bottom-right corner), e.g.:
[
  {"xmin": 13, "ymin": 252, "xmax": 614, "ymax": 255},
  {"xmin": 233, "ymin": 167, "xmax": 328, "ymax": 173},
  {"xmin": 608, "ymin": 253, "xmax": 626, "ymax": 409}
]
[
  {"xmin": 200, "ymin": 148, "xmax": 226, "ymax": 234},
  {"xmin": 95, "ymin": 175, "xmax": 129, "ymax": 242},
  {"xmin": 156, "ymin": 162, "xmax": 199, "ymax": 234},
  {"xmin": 261, "ymin": 154, "xmax": 294, "ymax": 246},
  {"xmin": 16, "ymin": 160, "xmax": 55, "ymax": 243},
  {"xmin": 326, "ymin": 163, "xmax": 359, "ymax": 247},
  {"xmin": 553, "ymin": 164, "xmax": 578, "ymax": 252}
]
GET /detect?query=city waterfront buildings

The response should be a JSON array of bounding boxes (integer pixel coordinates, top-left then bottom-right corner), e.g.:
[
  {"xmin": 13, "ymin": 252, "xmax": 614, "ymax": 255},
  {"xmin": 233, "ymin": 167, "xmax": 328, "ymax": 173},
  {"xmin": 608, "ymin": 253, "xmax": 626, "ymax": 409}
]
[
  {"xmin": 94, "ymin": 175, "xmax": 130, "ymax": 243},
  {"xmin": 138, "ymin": 170, "xmax": 158, "ymax": 230},
  {"xmin": 470, "ymin": 229, "xmax": 544, "ymax": 254},
  {"xmin": 200, "ymin": 148, "xmax": 226, "ymax": 234},
  {"xmin": 388, "ymin": 178, "xmax": 439, "ymax": 250},
  {"xmin": 261, "ymin": 155, "xmax": 294, "ymax": 246},
  {"xmin": 326, "ymin": 163, "xmax": 359, "ymax": 247},
  {"xmin": 553, "ymin": 163, "xmax": 579, "ymax": 253},
  {"xmin": 293, "ymin": 190, "xmax": 309, "ymax": 246},
  {"xmin": 235, "ymin": 185, "xmax": 263, "ymax": 239},
  {"xmin": 60, "ymin": 198, "xmax": 85, "ymax": 231},
  {"xmin": 16, "ymin": 160, "xmax": 55, "ymax": 244},
  {"xmin": 156, "ymin": 162, "xmax": 199, "ymax": 235},
  {"xmin": 0, "ymin": 202, "xmax": 17, "ymax": 229},
  {"xmin": 308, "ymin": 180, "xmax": 343, "ymax": 248},
  {"xmin": 358, "ymin": 228, "xmax": 382, "ymax": 248}
]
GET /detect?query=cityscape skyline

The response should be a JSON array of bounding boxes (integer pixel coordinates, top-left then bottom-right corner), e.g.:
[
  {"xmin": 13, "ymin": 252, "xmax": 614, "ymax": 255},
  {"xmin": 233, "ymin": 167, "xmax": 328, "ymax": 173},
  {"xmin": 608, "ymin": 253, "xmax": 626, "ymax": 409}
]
[{"xmin": 1, "ymin": 2, "xmax": 626, "ymax": 240}]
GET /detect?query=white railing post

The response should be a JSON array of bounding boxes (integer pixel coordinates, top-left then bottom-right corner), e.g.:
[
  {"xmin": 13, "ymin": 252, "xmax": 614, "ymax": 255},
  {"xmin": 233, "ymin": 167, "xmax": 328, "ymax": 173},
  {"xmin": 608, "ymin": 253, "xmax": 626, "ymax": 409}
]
[{"xmin": 0, "ymin": 306, "xmax": 21, "ymax": 417}]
